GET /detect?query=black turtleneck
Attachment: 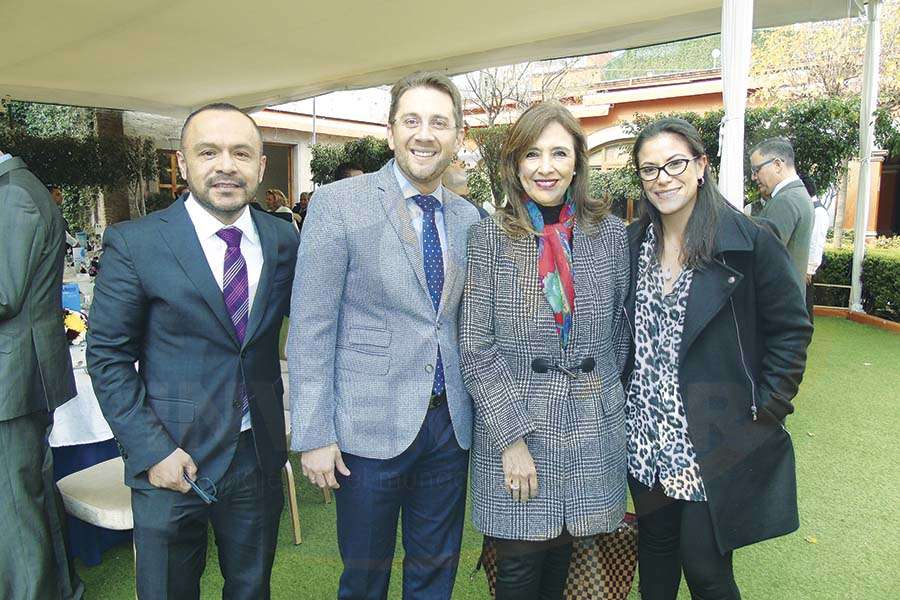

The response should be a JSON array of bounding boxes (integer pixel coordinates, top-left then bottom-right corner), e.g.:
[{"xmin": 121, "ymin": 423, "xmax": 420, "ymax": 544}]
[{"xmin": 537, "ymin": 202, "xmax": 564, "ymax": 226}]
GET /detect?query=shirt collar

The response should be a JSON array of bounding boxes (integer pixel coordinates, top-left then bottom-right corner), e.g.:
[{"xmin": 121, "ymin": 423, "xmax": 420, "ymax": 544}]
[
  {"xmin": 184, "ymin": 193, "xmax": 260, "ymax": 246},
  {"xmin": 771, "ymin": 174, "xmax": 800, "ymax": 199},
  {"xmin": 0, "ymin": 152, "xmax": 12, "ymax": 164},
  {"xmin": 392, "ymin": 159, "xmax": 444, "ymax": 206}
]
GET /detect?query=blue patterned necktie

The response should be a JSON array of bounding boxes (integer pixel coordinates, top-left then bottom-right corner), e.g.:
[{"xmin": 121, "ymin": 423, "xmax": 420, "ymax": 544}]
[
  {"xmin": 216, "ymin": 227, "xmax": 250, "ymax": 417},
  {"xmin": 413, "ymin": 194, "xmax": 445, "ymax": 396}
]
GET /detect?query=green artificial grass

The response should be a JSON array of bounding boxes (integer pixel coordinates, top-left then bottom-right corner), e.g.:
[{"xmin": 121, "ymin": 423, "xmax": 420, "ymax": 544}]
[{"xmin": 77, "ymin": 317, "xmax": 900, "ymax": 599}]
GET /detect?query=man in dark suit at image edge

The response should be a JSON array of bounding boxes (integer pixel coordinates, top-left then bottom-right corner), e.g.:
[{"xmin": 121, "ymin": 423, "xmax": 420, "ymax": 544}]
[{"xmin": 0, "ymin": 149, "xmax": 82, "ymax": 600}]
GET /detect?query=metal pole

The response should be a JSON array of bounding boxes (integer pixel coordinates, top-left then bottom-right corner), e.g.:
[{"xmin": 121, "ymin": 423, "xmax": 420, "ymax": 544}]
[
  {"xmin": 850, "ymin": 0, "xmax": 881, "ymax": 312},
  {"xmin": 311, "ymin": 97, "xmax": 317, "ymax": 145}
]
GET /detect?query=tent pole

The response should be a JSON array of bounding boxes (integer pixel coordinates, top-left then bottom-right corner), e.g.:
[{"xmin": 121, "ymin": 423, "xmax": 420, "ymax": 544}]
[{"xmin": 850, "ymin": 0, "xmax": 882, "ymax": 312}]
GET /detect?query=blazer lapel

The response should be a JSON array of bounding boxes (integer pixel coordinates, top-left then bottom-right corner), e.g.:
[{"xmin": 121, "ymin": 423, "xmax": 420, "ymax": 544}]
[
  {"xmin": 156, "ymin": 201, "xmax": 240, "ymax": 347},
  {"xmin": 569, "ymin": 225, "xmax": 595, "ymax": 355},
  {"xmin": 376, "ymin": 165, "xmax": 431, "ymax": 299},
  {"xmin": 243, "ymin": 210, "xmax": 278, "ymax": 347},
  {"xmin": 437, "ymin": 198, "xmax": 466, "ymax": 317}
]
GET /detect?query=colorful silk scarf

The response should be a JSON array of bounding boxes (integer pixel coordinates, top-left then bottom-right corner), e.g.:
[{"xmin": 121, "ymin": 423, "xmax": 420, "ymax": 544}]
[{"xmin": 525, "ymin": 193, "xmax": 576, "ymax": 347}]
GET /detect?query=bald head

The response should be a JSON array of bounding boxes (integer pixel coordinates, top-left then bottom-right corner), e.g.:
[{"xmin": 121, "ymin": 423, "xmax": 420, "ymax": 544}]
[{"xmin": 180, "ymin": 103, "xmax": 262, "ymax": 152}]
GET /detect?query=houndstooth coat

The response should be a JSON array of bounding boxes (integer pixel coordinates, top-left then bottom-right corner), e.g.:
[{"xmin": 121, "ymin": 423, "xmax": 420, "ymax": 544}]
[{"xmin": 460, "ymin": 214, "xmax": 630, "ymax": 541}]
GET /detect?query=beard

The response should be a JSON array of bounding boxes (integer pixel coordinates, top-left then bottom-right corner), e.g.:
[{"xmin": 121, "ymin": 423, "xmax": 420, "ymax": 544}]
[
  {"xmin": 187, "ymin": 172, "xmax": 256, "ymax": 221},
  {"xmin": 395, "ymin": 148, "xmax": 455, "ymax": 187}
]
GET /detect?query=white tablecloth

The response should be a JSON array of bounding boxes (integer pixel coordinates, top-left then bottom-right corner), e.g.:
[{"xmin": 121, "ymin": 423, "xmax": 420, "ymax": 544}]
[
  {"xmin": 50, "ymin": 345, "xmax": 113, "ymax": 447},
  {"xmin": 49, "ymin": 355, "xmax": 292, "ymax": 447}
]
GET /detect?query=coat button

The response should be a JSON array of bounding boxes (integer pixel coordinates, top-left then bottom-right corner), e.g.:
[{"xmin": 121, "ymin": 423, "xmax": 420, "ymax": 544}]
[
  {"xmin": 727, "ymin": 276, "xmax": 736, "ymax": 284},
  {"xmin": 425, "ymin": 364, "xmax": 434, "ymax": 374},
  {"xmin": 233, "ymin": 399, "xmax": 242, "ymax": 408}
]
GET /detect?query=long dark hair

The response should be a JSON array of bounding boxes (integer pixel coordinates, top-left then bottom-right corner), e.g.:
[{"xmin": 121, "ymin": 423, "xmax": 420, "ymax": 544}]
[
  {"xmin": 631, "ymin": 118, "xmax": 722, "ymax": 268},
  {"xmin": 496, "ymin": 101, "xmax": 608, "ymax": 239}
]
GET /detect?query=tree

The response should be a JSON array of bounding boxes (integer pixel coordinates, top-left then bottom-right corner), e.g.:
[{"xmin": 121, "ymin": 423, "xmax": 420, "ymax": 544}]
[
  {"xmin": 1, "ymin": 99, "xmax": 156, "ymax": 229},
  {"xmin": 751, "ymin": 1, "xmax": 900, "ymax": 111},
  {"xmin": 309, "ymin": 136, "xmax": 393, "ymax": 185},
  {"xmin": 467, "ymin": 125, "xmax": 508, "ymax": 207},
  {"xmin": 619, "ymin": 97, "xmax": 878, "ymax": 205}
]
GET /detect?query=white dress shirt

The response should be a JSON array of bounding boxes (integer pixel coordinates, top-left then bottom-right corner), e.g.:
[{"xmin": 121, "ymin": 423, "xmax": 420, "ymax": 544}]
[
  {"xmin": 392, "ymin": 161, "xmax": 448, "ymax": 271},
  {"xmin": 807, "ymin": 198, "xmax": 830, "ymax": 275},
  {"xmin": 771, "ymin": 174, "xmax": 801, "ymax": 199},
  {"xmin": 184, "ymin": 194, "xmax": 263, "ymax": 431}
]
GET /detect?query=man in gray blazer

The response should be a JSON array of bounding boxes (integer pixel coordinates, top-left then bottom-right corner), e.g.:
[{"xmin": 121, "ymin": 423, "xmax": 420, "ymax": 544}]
[
  {"xmin": 0, "ymin": 151, "xmax": 82, "ymax": 599},
  {"xmin": 750, "ymin": 138, "xmax": 814, "ymax": 295},
  {"xmin": 288, "ymin": 72, "xmax": 480, "ymax": 599},
  {"xmin": 87, "ymin": 105, "xmax": 298, "ymax": 599}
]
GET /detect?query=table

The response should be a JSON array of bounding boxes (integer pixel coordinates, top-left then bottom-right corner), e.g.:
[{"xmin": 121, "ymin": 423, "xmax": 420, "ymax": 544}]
[{"xmin": 50, "ymin": 345, "xmax": 128, "ymax": 566}]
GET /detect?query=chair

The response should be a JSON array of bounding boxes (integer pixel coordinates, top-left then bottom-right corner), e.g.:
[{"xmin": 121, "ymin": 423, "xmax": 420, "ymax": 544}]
[
  {"xmin": 57, "ymin": 456, "xmax": 133, "ymax": 532},
  {"xmin": 282, "ymin": 411, "xmax": 332, "ymax": 547}
]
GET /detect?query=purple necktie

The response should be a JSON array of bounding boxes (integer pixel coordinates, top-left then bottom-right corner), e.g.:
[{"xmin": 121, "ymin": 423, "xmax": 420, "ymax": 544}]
[{"xmin": 216, "ymin": 227, "xmax": 250, "ymax": 416}]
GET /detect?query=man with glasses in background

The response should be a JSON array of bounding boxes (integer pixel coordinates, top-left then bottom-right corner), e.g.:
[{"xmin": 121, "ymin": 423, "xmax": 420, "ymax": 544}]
[
  {"xmin": 288, "ymin": 72, "xmax": 480, "ymax": 599},
  {"xmin": 87, "ymin": 104, "xmax": 298, "ymax": 599},
  {"xmin": 749, "ymin": 138, "xmax": 814, "ymax": 296}
]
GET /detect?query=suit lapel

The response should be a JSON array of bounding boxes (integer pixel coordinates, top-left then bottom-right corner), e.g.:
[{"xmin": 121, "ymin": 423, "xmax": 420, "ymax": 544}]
[
  {"xmin": 376, "ymin": 166, "xmax": 431, "ymax": 299},
  {"xmin": 243, "ymin": 210, "xmax": 278, "ymax": 347},
  {"xmin": 569, "ymin": 225, "xmax": 595, "ymax": 355},
  {"xmin": 437, "ymin": 198, "xmax": 466, "ymax": 318},
  {"xmin": 156, "ymin": 201, "xmax": 240, "ymax": 347}
]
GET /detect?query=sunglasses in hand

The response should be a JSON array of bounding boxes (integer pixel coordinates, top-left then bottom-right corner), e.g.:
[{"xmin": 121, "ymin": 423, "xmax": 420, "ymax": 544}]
[{"xmin": 183, "ymin": 473, "xmax": 218, "ymax": 504}]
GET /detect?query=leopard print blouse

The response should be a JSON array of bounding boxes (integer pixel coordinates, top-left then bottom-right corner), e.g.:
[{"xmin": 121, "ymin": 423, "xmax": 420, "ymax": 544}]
[{"xmin": 625, "ymin": 224, "xmax": 707, "ymax": 502}]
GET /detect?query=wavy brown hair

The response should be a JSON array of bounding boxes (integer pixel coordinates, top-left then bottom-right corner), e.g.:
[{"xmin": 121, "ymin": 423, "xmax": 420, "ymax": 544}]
[{"xmin": 495, "ymin": 102, "xmax": 608, "ymax": 238}]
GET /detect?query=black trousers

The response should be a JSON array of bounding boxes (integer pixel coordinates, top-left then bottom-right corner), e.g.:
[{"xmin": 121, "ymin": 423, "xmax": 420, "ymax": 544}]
[
  {"xmin": 132, "ymin": 430, "xmax": 283, "ymax": 600},
  {"xmin": 806, "ymin": 279, "xmax": 815, "ymax": 324},
  {"xmin": 491, "ymin": 530, "xmax": 573, "ymax": 600},
  {"xmin": 629, "ymin": 477, "xmax": 741, "ymax": 600}
]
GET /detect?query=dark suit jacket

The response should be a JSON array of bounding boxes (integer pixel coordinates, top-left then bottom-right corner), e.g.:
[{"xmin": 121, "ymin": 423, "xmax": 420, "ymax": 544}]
[
  {"xmin": 87, "ymin": 199, "xmax": 298, "ymax": 488},
  {"xmin": 757, "ymin": 179, "xmax": 813, "ymax": 292},
  {"xmin": 0, "ymin": 157, "xmax": 76, "ymax": 420},
  {"xmin": 624, "ymin": 203, "xmax": 812, "ymax": 553}
]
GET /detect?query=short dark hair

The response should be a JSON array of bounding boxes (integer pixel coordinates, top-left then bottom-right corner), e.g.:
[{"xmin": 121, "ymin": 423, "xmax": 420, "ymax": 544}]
[
  {"xmin": 388, "ymin": 72, "xmax": 464, "ymax": 129},
  {"xmin": 46, "ymin": 184, "xmax": 61, "ymax": 193},
  {"xmin": 799, "ymin": 173, "xmax": 818, "ymax": 197},
  {"xmin": 335, "ymin": 162, "xmax": 363, "ymax": 180},
  {"xmin": 180, "ymin": 102, "xmax": 262, "ymax": 149},
  {"xmin": 751, "ymin": 137, "xmax": 795, "ymax": 168}
]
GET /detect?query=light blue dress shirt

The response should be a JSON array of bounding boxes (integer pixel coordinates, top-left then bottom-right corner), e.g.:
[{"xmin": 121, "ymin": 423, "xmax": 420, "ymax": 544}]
[{"xmin": 392, "ymin": 160, "xmax": 448, "ymax": 271}]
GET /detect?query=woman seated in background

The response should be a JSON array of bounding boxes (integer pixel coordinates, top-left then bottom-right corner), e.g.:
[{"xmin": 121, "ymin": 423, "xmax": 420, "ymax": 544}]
[
  {"xmin": 265, "ymin": 188, "xmax": 299, "ymax": 231},
  {"xmin": 623, "ymin": 117, "xmax": 812, "ymax": 600},
  {"xmin": 460, "ymin": 101, "xmax": 630, "ymax": 600}
]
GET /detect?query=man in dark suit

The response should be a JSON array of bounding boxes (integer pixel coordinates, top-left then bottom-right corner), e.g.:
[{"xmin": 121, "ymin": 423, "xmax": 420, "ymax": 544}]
[
  {"xmin": 0, "ymin": 151, "xmax": 82, "ymax": 599},
  {"xmin": 87, "ymin": 104, "xmax": 298, "ymax": 599},
  {"xmin": 750, "ymin": 138, "xmax": 814, "ymax": 295}
]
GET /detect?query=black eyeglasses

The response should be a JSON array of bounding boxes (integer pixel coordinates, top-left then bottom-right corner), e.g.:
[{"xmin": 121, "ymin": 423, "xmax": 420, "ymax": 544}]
[
  {"xmin": 636, "ymin": 156, "xmax": 700, "ymax": 181},
  {"xmin": 184, "ymin": 474, "xmax": 218, "ymax": 504},
  {"xmin": 750, "ymin": 157, "xmax": 778, "ymax": 176}
]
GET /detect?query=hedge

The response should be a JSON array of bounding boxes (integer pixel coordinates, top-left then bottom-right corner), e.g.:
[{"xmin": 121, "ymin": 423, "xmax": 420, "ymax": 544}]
[{"xmin": 814, "ymin": 246, "xmax": 900, "ymax": 322}]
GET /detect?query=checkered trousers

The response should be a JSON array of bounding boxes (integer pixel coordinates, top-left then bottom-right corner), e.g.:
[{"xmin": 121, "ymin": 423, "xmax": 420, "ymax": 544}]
[{"xmin": 460, "ymin": 215, "xmax": 631, "ymax": 541}]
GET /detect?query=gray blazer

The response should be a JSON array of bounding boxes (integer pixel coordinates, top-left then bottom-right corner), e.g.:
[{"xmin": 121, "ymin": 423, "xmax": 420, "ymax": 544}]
[
  {"xmin": 757, "ymin": 179, "xmax": 813, "ymax": 293},
  {"xmin": 460, "ymin": 215, "xmax": 630, "ymax": 541},
  {"xmin": 288, "ymin": 161, "xmax": 481, "ymax": 458},
  {"xmin": 0, "ymin": 157, "xmax": 76, "ymax": 420}
]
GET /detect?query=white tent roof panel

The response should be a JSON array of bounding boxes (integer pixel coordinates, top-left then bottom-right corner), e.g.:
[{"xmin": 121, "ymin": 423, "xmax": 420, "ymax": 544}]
[{"xmin": 0, "ymin": 0, "xmax": 849, "ymax": 116}]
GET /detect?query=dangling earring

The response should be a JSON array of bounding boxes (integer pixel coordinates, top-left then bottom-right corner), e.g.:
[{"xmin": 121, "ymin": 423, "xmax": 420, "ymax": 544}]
[{"xmin": 698, "ymin": 176, "xmax": 705, "ymax": 188}]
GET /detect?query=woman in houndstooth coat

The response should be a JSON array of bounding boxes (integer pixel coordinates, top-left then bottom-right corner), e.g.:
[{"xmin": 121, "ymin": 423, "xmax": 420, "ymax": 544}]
[{"xmin": 460, "ymin": 102, "xmax": 631, "ymax": 600}]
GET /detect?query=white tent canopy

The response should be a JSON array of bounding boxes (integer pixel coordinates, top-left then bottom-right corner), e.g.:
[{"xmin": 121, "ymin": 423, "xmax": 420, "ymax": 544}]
[{"xmin": 1, "ymin": 1, "xmax": 848, "ymax": 116}]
